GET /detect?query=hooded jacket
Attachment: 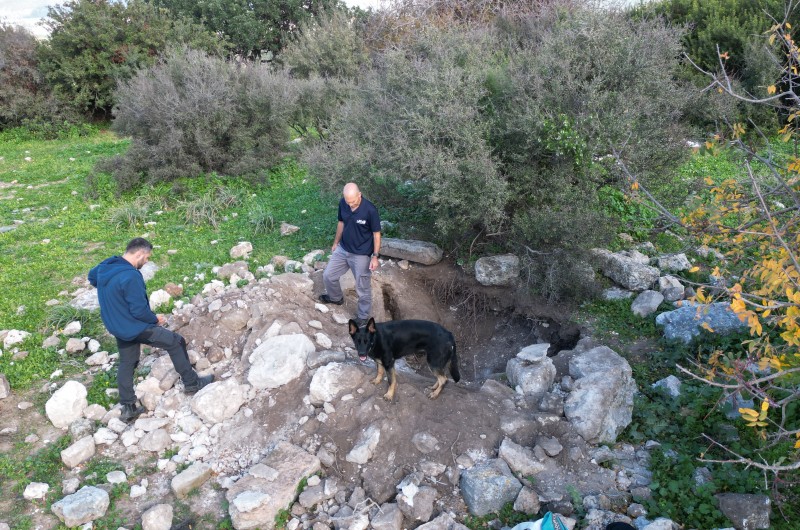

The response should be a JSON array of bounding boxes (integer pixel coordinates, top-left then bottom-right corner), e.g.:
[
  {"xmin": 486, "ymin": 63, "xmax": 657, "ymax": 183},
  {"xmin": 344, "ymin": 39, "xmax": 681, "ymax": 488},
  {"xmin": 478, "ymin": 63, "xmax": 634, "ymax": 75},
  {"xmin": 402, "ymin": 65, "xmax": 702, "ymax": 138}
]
[{"xmin": 88, "ymin": 256, "xmax": 157, "ymax": 341}]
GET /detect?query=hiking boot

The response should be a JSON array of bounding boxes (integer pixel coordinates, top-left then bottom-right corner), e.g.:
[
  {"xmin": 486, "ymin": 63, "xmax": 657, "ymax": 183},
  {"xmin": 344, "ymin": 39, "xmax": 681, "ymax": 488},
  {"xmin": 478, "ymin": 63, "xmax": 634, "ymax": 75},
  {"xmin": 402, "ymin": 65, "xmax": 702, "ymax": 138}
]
[
  {"xmin": 319, "ymin": 294, "xmax": 344, "ymax": 305},
  {"xmin": 119, "ymin": 402, "xmax": 145, "ymax": 423},
  {"xmin": 183, "ymin": 374, "xmax": 215, "ymax": 394}
]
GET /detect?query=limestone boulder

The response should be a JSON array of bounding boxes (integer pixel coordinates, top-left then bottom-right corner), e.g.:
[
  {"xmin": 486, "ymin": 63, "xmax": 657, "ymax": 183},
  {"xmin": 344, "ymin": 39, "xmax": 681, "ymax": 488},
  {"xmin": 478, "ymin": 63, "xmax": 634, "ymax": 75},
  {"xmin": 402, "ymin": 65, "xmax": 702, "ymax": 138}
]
[
  {"xmin": 308, "ymin": 363, "xmax": 365, "ymax": 405},
  {"xmin": 45, "ymin": 380, "xmax": 88, "ymax": 428},
  {"xmin": 51, "ymin": 486, "xmax": 109, "ymax": 527},
  {"xmin": 475, "ymin": 254, "xmax": 520, "ymax": 286},
  {"xmin": 379, "ymin": 238, "xmax": 443, "ymax": 265},
  {"xmin": 591, "ymin": 249, "xmax": 659, "ymax": 291},
  {"xmin": 248, "ymin": 334, "xmax": 314, "ymax": 389},
  {"xmin": 460, "ymin": 459, "xmax": 522, "ymax": 516},
  {"xmin": 191, "ymin": 378, "xmax": 248, "ymax": 424}
]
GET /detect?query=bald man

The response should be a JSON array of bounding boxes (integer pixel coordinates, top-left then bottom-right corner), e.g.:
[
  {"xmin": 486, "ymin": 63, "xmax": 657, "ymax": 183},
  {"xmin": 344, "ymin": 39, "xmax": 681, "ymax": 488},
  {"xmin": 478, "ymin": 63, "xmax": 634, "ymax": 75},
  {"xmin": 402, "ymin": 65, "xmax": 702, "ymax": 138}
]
[{"xmin": 319, "ymin": 183, "xmax": 381, "ymax": 327}]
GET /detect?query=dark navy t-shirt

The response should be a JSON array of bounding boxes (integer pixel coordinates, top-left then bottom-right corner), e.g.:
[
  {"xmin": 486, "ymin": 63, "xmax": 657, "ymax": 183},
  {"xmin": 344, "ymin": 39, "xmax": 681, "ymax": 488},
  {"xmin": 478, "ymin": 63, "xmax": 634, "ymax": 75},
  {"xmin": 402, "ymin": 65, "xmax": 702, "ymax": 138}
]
[{"xmin": 338, "ymin": 197, "xmax": 381, "ymax": 255}]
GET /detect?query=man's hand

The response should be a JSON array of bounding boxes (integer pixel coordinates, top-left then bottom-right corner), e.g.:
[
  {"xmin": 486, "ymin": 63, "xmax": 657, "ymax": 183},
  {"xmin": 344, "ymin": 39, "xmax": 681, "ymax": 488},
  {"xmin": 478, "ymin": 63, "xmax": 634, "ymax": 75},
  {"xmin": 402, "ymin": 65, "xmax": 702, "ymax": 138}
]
[
  {"xmin": 157, "ymin": 314, "xmax": 166, "ymax": 326},
  {"xmin": 331, "ymin": 242, "xmax": 339, "ymax": 252},
  {"xmin": 369, "ymin": 256, "xmax": 379, "ymax": 271}
]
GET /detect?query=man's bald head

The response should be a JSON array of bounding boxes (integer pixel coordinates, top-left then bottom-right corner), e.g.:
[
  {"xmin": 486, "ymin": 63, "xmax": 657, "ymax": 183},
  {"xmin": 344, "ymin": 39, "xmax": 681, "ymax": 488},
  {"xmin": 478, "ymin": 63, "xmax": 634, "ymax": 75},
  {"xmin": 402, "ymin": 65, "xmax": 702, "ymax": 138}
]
[{"xmin": 343, "ymin": 183, "xmax": 362, "ymax": 211}]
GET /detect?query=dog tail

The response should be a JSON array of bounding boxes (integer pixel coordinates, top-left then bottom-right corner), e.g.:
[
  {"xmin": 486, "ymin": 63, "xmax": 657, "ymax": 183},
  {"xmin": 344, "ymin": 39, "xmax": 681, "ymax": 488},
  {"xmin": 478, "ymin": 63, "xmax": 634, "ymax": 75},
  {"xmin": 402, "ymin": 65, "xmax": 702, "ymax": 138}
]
[{"xmin": 449, "ymin": 339, "xmax": 460, "ymax": 383}]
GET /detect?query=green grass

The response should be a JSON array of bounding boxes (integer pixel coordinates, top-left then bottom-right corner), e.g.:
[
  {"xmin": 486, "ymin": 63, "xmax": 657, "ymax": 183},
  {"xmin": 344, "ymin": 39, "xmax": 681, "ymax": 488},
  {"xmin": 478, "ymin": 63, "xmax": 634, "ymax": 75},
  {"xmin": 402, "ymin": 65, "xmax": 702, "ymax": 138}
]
[{"xmin": 1, "ymin": 130, "xmax": 336, "ymax": 390}]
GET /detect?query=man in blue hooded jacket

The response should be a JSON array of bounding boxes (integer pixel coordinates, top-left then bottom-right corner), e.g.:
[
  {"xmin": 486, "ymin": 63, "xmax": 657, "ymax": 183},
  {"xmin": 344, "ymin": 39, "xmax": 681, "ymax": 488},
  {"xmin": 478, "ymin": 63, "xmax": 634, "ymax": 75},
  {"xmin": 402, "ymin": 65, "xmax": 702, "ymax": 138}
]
[{"xmin": 89, "ymin": 238, "xmax": 213, "ymax": 422}]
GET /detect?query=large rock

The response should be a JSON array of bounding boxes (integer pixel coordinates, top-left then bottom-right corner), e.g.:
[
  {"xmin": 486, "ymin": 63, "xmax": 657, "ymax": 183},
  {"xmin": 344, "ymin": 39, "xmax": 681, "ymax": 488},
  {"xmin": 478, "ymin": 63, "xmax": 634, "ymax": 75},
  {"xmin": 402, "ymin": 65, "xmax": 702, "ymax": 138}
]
[
  {"xmin": 139, "ymin": 428, "xmax": 172, "ymax": 453},
  {"xmin": 716, "ymin": 493, "xmax": 771, "ymax": 530},
  {"xmin": 248, "ymin": 334, "xmax": 315, "ymax": 389},
  {"xmin": 51, "ymin": 486, "xmax": 109, "ymax": 527},
  {"xmin": 564, "ymin": 346, "xmax": 636, "ymax": 443},
  {"xmin": 591, "ymin": 249, "xmax": 659, "ymax": 291},
  {"xmin": 142, "ymin": 503, "xmax": 173, "ymax": 530},
  {"xmin": 171, "ymin": 462, "xmax": 213, "ymax": 498},
  {"xmin": 397, "ymin": 485, "xmax": 437, "ymax": 522},
  {"xmin": 308, "ymin": 363, "xmax": 365, "ymax": 405},
  {"xmin": 227, "ymin": 442, "xmax": 321, "ymax": 529},
  {"xmin": 657, "ymin": 253, "xmax": 692, "ymax": 272},
  {"xmin": 230, "ymin": 241, "xmax": 253, "ymax": 259},
  {"xmin": 658, "ymin": 275, "xmax": 684, "ymax": 302},
  {"xmin": 656, "ymin": 302, "xmax": 747, "ymax": 344},
  {"xmin": 61, "ymin": 435, "xmax": 96, "ymax": 468},
  {"xmin": 3, "ymin": 329, "xmax": 31, "ymax": 348},
  {"xmin": 475, "ymin": 254, "xmax": 520, "ymax": 286},
  {"xmin": 460, "ymin": 459, "xmax": 523, "ymax": 516},
  {"xmin": 506, "ymin": 344, "xmax": 555, "ymax": 399},
  {"xmin": 380, "ymin": 238, "xmax": 443, "ymax": 265},
  {"xmin": 631, "ymin": 290, "xmax": 663, "ymax": 317},
  {"xmin": 191, "ymin": 378, "xmax": 247, "ymax": 424},
  {"xmin": 45, "ymin": 381, "xmax": 88, "ymax": 428}
]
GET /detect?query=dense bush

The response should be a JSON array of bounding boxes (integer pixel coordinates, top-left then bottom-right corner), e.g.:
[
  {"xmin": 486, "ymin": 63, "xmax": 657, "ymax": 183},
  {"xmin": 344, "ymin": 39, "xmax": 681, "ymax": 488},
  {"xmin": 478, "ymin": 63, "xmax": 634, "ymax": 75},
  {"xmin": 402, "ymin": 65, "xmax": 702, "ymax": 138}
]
[
  {"xmin": 0, "ymin": 23, "xmax": 77, "ymax": 133},
  {"xmin": 150, "ymin": 0, "xmax": 339, "ymax": 59},
  {"xmin": 303, "ymin": 6, "xmax": 695, "ymax": 300},
  {"xmin": 38, "ymin": 0, "xmax": 227, "ymax": 117},
  {"xmin": 97, "ymin": 48, "xmax": 295, "ymax": 191},
  {"xmin": 280, "ymin": 9, "xmax": 369, "ymax": 80}
]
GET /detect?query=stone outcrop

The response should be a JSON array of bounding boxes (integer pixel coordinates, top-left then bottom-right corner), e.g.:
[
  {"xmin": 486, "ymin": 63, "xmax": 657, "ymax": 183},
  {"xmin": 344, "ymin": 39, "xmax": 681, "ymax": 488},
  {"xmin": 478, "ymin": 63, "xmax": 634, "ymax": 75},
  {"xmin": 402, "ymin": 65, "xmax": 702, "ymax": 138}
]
[{"xmin": 379, "ymin": 238, "xmax": 443, "ymax": 265}]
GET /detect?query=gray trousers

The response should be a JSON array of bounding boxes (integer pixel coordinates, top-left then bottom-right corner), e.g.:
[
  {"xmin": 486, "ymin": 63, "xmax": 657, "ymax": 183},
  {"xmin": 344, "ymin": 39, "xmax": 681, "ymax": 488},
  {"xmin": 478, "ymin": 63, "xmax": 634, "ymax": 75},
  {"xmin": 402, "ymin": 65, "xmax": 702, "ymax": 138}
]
[
  {"xmin": 323, "ymin": 246, "xmax": 372, "ymax": 319},
  {"xmin": 116, "ymin": 326, "xmax": 197, "ymax": 405}
]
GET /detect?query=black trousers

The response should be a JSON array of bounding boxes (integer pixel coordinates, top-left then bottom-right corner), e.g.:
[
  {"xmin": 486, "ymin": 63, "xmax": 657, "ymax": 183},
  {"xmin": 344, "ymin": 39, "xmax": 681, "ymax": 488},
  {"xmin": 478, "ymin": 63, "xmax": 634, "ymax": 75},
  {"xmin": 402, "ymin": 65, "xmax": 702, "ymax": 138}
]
[{"xmin": 115, "ymin": 326, "xmax": 197, "ymax": 405}]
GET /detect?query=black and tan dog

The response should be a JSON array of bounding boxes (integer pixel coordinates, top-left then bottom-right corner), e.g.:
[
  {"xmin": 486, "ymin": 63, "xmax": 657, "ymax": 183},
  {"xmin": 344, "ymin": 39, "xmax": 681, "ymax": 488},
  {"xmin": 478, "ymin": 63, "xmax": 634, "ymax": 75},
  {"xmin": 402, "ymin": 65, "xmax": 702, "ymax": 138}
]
[{"xmin": 349, "ymin": 317, "xmax": 460, "ymax": 401}]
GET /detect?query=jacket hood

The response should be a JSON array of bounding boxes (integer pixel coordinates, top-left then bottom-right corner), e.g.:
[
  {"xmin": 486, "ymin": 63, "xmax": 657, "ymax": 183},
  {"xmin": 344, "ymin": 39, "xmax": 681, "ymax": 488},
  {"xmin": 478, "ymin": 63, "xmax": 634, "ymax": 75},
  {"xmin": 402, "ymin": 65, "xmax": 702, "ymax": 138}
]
[{"xmin": 94, "ymin": 256, "xmax": 136, "ymax": 287}]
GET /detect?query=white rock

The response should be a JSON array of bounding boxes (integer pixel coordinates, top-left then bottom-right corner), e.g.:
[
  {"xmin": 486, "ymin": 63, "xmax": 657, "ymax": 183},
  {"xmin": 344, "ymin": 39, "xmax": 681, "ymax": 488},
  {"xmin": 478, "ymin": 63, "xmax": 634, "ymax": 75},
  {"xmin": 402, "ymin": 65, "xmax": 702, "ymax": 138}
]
[
  {"xmin": 46, "ymin": 381, "xmax": 88, "ymax": 428},
  {"xmin": 233, "ymin": 490, "xmax": 271, "ymax": 513},
  {"xmin": 23, "ymin": 482, "xmax": 49, "ymax": 500},
  {"xmin": 130, "ymin": 484, "xmax": 147, "ymax": 498},
  {"xmin": 141, "ymin": 503, "xmax": 173, "ymax": 530},
  {"xmin": 248, "ymin": 334, "xmax": 315, "ymax": 389},
  {"xmin": 191, "ymin": 378, "xmax": 247, "ymax": 424},
  {"xmin": 94, "ymin": 428, "xmax": 119, "ymax": 445},
  {"xmin": 51, "ymin": 486, "xmax": 109, "ymax": 527},
  {"xmin": 87, "ymin": 339, "xmax": 101, "ymax": 353},
  {"xmin": 62, "ymin": 321, "xmax": 82, "ymax": 335},
  {"xmin": 3, "ymin": 329, "xmax": 31, "ymax": 348},
  {"xmin": 346, "ymin": 424, "xmax": 381, "ymax": 464},
  {"xmin": 106, "ymin": 471, "xmax": 127, "ymax": 484},
  {"xmin": 315, "ymin": 333, "xmax": 333, "ymax": 348},
  {"xmin": 149, "ymin": 289, "xmax": 171, "ymax": 311}
]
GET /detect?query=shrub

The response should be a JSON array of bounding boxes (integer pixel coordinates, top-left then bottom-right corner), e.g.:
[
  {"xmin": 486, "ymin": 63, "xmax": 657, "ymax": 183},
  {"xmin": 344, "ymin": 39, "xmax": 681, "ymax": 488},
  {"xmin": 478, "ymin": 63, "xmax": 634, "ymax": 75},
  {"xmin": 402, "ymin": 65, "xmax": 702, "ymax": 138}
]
[
  {"xmin": 37, "ymin": 0, "xmax": 227, "ymax": 118},
  {"xmin": 108, "ymin": 197, "xmax": 152, "ymax": 229},
  {"xmin": 281, "ymin": 9, "xmax": 369, "ymax": 80},
  {"xmin": 100, "ymin": 47, "xmax": 295, "ymax": 191},
  {"xmin": 304, "ymin": 6, "xmax": 694, "ymax": 301},
  {"xmin": 178, "ymin": 186, "xmax": 242, "ymax": 228},
  {"xmin": 0, "ymin": 23, "xmax": 78, "ymax": 132}
]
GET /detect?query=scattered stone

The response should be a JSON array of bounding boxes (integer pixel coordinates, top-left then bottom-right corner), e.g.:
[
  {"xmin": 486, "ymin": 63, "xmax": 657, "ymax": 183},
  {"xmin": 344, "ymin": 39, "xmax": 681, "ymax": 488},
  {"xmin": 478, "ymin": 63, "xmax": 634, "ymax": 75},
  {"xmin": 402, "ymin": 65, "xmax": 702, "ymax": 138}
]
[
  {"xmin": 538, "ymin": 436, "xmax": 563, "ymax": 457},
  {"xmin": 658, "ymin": 275, "xmax": 684, "ymax": 302},
  {"xmin": 280, "ymin": 222, "xmax": 300, "ymax": 236},
  {"xmin": 248, "ymin": 334, "xmax": 315, "ymax": 389},
  {"xmin": 46, "ymin": 380, "xmax": 88, "ymax": 428},
  {"xmin": 514, "ymin": 487, "xmax": 541, "ymax": 514},
  {"xmin": 346, "ymin": 423, "xmax": 381, "ymax": 464},
  {"xmin": 139, "ymin": 429, "xmax": 172, "ymax": 453},
  {"xmin": 130, "ymin": 484, "xmax": 147, "ymax": 498},
  {"xmin": 564, "ymin": 346, "xmax": 636, "ymax": 443},
  {"xmin": 657, "ymin": 253, "xmax": 692, "ymax": 272},
  {"xmin": 141, "ymin": 503, "xmax": 173, "ymax": 530},
  {"xmin": 498, "ymin": 437, "xmax": 546, "ymax": 476},
  {"xmin": 140, "ymin": 261, "xmax": 159, "ymax": 282},
  {"xmin": 164, "ymin": 282, "xmax": 183, "ymax": 297},
  {"xmin": 62, "ymin": 321, "xmax": 82, "ymax": 335},
  {"xmin": 716, "ymin": 493, "xmax": 771, "ymax": 530},
  {"xmin": 42, "ymin": 334, "xmax": 61, "ymax": 348},
  {"xmin": 3, "ymin": 329, "xmax": 30, "ymax": 348},
  {"xmin": 415, "ymin": 513, "xmax": 470, "ymax": 530},
  {"xmin": 106, "ymin": 471, "xmax": 127, "ymax": 484},
  {"xmin": 171, "ymin": 462, "xmax": 213, "ymax": 498},
  {"xmin": 309, "ymin": 363, "xmax": 365, "ymax": 405},
  {"xmin": 411, "ymin": 432, "xmax": 439, "ymax": 454},
  {"xmin": 83, "ymin": 404, "xmax": 106, "ymax": 421},
  {"xmin": 460, "ymin": 459, "xmax": 523, "ymax": 516},
  {"xmin": 475, "ymin": 254, "xmax": 520, "ymax": 286},
  {"xmin": 506, "ymin": 344, "xmax": 556, "ymax": 398},
  {"xmin": 191, "ymin": 378, "xmax": 247, "ymax": 424},
  {"xmin": 149, "ymin": 289, "xmax": 171, "ymax": 311},
  {"xmin": 315, "ymin": 332, "xmax": 333, "ymax": 349},
  {"xmin": 94, "ymin": 427, "xmax": 119, "ymax": 445},
  {"xmin": 379, "ymin": 238, "xmax": 443, "ymax": 265},
  {"xmin": 51, "ymin": 486, "xmax": 110, "ymax": 527},
  {"xmin": 61, "ymin": 436, "xmax": 96, "ymax": 468},
  {"xmin": 591, "ymin": 249, "xmax": 659, "ymax": 291},
  {"xmin": 85, "ymin": 351, "xmax": 110, "ymax": 366},
  {"xmin": 631, "ymin": 290, "xmax": 664, "ymax": 318},
  {"xmin": 0, "ymin": 374, "xmax": 9, "ymax": 399},
  {"xmin": 23, "ymin": 481, "xmax": 49, "ymax": 500},
  {"xmin": 371, "ymin": 502, "xmax": 404, "ymax": 530},
  {"xmin": 652, "ymin": 375, "xmax": 681, "ymax": 398},
  {"xmin": 62, "ymin": 478, "xmax": 80, "ymax": 495},
  {"xmin": 65, "ymin": 337, "xmax": 86, "ymax": 353},
  {"xmin": 656, "ymin": 302, "xmax": 747, "ymax": 343},
  {"xmin": 398, "ymin": 484, "xmax": 437, "ymax": 522}
]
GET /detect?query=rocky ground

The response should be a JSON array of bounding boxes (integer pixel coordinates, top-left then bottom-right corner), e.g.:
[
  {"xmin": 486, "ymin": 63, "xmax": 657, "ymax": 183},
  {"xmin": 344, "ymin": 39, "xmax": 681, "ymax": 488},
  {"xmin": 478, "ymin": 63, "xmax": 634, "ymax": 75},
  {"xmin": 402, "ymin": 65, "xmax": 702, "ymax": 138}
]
[{"xmin": 0, "ymin": 244, "xmax": 770, "ymax": 530}]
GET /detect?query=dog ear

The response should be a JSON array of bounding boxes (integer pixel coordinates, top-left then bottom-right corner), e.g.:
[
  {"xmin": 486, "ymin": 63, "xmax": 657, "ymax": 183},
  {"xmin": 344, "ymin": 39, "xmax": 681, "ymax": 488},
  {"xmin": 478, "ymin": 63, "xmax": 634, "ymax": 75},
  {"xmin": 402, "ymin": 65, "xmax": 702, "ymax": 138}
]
[
  {"xmin": 348, "ymin": 319, "xmax": 359, "ymax": 335},
  {"xmin": 367, "ymin": 317, "xmax": 376, "ymax": 333}
]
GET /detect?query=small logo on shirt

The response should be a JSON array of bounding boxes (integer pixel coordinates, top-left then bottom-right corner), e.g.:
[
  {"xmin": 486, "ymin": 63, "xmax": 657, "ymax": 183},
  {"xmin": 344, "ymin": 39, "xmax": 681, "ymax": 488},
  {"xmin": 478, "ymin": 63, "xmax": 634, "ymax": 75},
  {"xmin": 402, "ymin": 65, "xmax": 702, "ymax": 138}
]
[{"xmin": 357, "ymin": 220, "xmax": 367, "ymax": 225}]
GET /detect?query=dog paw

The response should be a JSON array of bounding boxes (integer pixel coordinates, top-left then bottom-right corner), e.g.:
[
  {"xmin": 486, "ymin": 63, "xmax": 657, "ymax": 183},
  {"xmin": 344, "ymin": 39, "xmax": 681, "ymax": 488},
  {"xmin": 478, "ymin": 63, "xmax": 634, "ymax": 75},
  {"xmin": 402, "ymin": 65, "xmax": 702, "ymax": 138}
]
[
  {"xmin": 370, "ymin": 378, "xmax": 382, "ymax": 385},
  {"xmin": 382, "ymin": 393, "xmax": 394, "ymax": 401}
]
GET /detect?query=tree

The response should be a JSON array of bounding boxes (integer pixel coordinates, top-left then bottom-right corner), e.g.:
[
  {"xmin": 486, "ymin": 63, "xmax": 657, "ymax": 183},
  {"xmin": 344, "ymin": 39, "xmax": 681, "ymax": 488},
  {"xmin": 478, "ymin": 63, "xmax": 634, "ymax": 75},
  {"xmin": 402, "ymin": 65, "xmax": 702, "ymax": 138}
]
[
  {"xmin": 150, "ymin": 0, "xmax": 340, "ymax": 59},
  {"xmin": 619, "ymin": 12, "xmax": 800, "ymax": 492},
  {"xmin": 37, "ymin": 0, "xmax": 227, "ymax": 117},
  {"xmin": 0, "ymin": 22, "xmax": 75, "ymax": 130}
]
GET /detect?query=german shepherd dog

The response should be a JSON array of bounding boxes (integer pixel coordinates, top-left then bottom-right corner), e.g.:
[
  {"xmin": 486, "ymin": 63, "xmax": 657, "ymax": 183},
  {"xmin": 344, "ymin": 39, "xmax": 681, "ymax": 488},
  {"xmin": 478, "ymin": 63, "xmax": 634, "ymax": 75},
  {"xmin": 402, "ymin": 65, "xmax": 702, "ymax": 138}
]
[{"xmin": 348, "ymin": 317, "xmax": 460, "ymax": 401}]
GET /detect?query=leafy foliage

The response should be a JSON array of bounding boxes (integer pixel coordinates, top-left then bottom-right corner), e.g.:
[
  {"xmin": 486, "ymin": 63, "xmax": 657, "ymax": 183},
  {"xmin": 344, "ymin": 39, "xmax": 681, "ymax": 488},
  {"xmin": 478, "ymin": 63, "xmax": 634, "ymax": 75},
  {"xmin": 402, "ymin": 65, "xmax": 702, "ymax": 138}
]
[
  {"xmin": 304, "ymin": 6, "xmax": 694, "ymax": 301},
  {"xmin": 281, "ymin": 9, "xmax": 369, "ymax": 80},
  {"xmin": 150, "ymin": 0, "xmax": 339, "ymax": 59},
  {"xmin": 0, "ymin": 23, "xmax": 78, "ymax": 133},
  {"xmin": 37, "ymin": 0, "xmax": 227, "ymax": 117},
  {"xmin": 99, "ymin": 47, "xmax": 295, "ymax": 191}
]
